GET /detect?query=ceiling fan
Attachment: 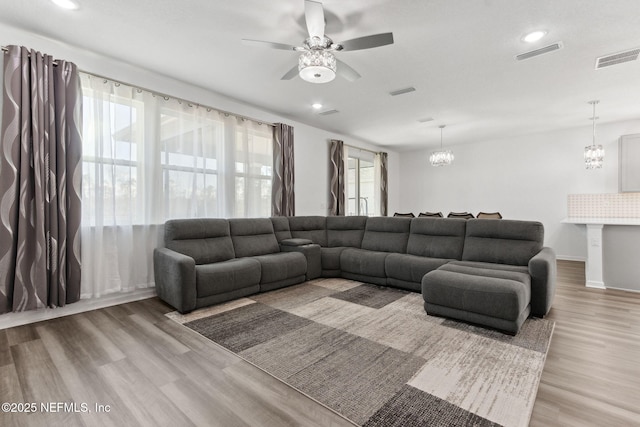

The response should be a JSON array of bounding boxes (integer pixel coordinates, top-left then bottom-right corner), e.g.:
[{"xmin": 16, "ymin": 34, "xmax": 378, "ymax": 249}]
[{"xmin": 242, "ymin": 0, "xmax": 394, "ymax": 83}]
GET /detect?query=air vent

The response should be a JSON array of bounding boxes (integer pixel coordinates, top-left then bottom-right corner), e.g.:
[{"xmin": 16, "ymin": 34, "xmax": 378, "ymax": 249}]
[
  {"xmin": 319, "ymin": 109, "xmax": 339, "ymax": 116},
  {"xmin": 389, "ymin": 87, "xmax": 416, "ymax": 96},
  {"xmin": 418, "ymin": 117, "xmax": 434, "ymax": 123},
  {"xmin": 595, "ymin": 48, "xmax": 640, "ymax": 69},
  {"xmin": 516, "ymin": 42, "xmax": 563, "ymax": 61}
]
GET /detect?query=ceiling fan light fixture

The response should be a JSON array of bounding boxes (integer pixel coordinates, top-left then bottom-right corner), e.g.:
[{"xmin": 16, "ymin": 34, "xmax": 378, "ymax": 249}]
[{"xmin": 299, "ymin": 50, "xmax": 336, "ymax": 83}]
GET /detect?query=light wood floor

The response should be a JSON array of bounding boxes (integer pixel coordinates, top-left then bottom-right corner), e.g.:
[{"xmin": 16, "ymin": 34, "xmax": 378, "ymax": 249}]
[
  {"xmin": 530, "ymin": 260, "xmax": 640, "ymax": 427},
  {"xmin": 1, "ymin": 260, "xmax": 639, "ymax": 426}
]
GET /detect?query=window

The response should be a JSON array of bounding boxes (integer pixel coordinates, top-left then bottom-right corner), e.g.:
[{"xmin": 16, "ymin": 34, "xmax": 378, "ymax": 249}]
[
  {"xmin": 79, "ymin": 74, "xmax": 275, "ymax": 298},
  {"xmin": 347, "ymin": 153, "xmax": 376, "ymax": 216},
  {"xmin": 80, "ymin": 74, "xmax": 274, "ymax": 225}
]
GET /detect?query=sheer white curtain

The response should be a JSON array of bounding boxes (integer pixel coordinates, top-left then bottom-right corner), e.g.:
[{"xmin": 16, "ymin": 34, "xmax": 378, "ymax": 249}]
[
  {"xmin": 343, "ymin": 145, "xmax": 350, "ymax": 215},
  {"xmin": 374, "ymin": 153, "xmax": 382, "ymax": 216},
  {"xmin": 80, "ymin": 74, "xmax": 273, "ymax": 298}
]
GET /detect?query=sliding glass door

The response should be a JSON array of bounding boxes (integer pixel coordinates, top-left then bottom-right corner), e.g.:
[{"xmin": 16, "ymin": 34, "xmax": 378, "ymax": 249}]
[{"xmin": 347, "ymin": 156, "xmax": 375, "ymax": 216}]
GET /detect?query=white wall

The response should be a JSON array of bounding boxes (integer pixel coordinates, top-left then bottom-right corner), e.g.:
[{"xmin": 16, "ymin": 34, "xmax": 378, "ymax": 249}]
[
  {"xmin": 398, "ymin": 119, "xmax": 640, "ymax": 264},
  {"xmin": 0, "ymin": 22, "xmax": 399, "ymax": 217},
  {"xmin": 291, "ymin": 125, "xmax": 400, "ymax": 216}
]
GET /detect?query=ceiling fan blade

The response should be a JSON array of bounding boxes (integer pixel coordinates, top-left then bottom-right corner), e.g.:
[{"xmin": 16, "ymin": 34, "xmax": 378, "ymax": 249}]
[
  {"xmin": 242, "ymin": 39, "xmax": 298, "ymax": 51},
  {"xmin": 281, "ymin": 64, "xmax": 300, "ymax": 80},
  {"xmin": 336, "ymin": 59, "xmax": 361, "ymax": 82},
  {"xmin": 337, "ymin": 32, "xmax": 394, "ymax": 51},
  {"xmin": 304, "ymin": 0, "xmax": 325, "ymax": 39}
]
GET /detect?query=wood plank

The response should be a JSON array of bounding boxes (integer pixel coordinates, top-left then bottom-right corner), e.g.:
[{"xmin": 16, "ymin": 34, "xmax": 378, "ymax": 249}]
[
  {"xmin": 6, "ymin": 323, "xmax": 39, "ymax": 346},
  {"xmin": 0, "ymin": 329, "xmax": 13, "ymax": 367},
  {"xmin": 97, "ymin": 358, "xmax": 195, "ymax": 427},
  {"xmin": 160, "ymin": 377, "xmax": 251, "ymax": 427},
  {"xmin": 10, "ymin": 339, "xmax": 84, "ymax": 427},
  {"xmin": 34, "ymin": 315, "xmax": 125, "ymax": 367},
  {"xmin": 0, "ymin": 364, "xmax": 24, "ymax": 427},
  {"xmin": 44, "ymin": 347, "xmax": 138, "ymax": 427}
]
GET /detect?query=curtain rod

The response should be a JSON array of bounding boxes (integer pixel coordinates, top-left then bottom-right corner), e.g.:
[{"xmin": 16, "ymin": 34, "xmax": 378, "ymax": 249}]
[
  {"xmin": 345, "ymin": 144, "xmax": 382, "ymax": 155},
  {"xmin": 2, "ymin": 45, "xmax": 60, "ymax": 65},
  {"xmin": 2, "ymin": 45, "xmax": 275, "ymax": 128},
  {"xmin": 82, "ymin": 71, "xmax": 275, "ymax": 127}
]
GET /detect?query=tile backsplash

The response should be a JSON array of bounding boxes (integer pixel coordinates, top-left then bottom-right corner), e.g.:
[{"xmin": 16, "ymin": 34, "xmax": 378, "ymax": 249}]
[{"xmin": 568, "ymin": 193, "xmax": 640, "ymax": 218}]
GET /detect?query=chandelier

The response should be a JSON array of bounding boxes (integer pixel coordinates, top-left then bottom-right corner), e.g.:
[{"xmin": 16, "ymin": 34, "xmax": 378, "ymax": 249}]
[
  {"xmin": 298, "ymin": 49, "xmax": 336, "ymax": 84},
  {"xmin": 430, "ymin": 125, "xmax": 454, "ymax": 167},
  {"xmin": 584, "ymin": 100, "xmax": 604, "ymax": 169}
]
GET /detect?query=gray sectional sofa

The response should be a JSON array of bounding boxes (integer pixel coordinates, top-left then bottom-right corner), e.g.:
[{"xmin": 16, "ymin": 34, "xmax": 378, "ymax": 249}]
[{"xmin": 154, "ymin": 216, "xmax": 556, "ymax": 334}]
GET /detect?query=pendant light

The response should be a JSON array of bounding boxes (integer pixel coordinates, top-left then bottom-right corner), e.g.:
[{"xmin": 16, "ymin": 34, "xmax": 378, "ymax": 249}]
[
  {"xmin": 584, "ymin": 100, "xmax": 604, "ymax": 169},
  {"xmin": 429, "ymin": 125, "xmax": 454, "ymax": 167}
]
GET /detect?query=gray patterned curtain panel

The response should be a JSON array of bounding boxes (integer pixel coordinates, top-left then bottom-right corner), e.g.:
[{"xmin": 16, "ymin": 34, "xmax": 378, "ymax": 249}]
[
  {"xmin": 379, "ymin": 152, "xmax": 388, "ymax": 216},
  {"xmin": 272, "ymin": 123, "xmax": 295, "ymax": 216},
  {"xmin": 329, "ymin": 139, "xmax": 345, "ymax": 216},
  {"xmin": 0, "ymin": 45, "xmax": 82, "ymax": 314}
]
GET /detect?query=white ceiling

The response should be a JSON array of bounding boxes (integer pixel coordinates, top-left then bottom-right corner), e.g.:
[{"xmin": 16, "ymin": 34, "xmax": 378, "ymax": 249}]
[{"xmin": 2, "ymin": 0, "xmax": 640, "ymax": 151}]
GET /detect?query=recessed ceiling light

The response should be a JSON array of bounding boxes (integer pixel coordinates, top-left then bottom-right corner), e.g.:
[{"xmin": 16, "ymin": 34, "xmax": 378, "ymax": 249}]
[
  {"xmin": 522, "ymin": 30, "xmax": 547, "ymax": 43},
  {"xmin": 51, "ymin": 0, "xmax": 79, "ymax": 10},
  {"xmin": 312, "ymin": 103, "xmax": 323, "ymax": 109}
]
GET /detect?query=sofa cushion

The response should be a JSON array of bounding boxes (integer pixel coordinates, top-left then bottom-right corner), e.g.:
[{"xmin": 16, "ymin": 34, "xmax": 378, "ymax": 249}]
[
  {"xmin": 229, "ymin": 218, "xmax": 280, "ymax": 258},
  {"xmin": 407, "ymin": 217, "xmax": 466, "ymax": 260},
  {"xmin": 361, "ymin": 217, "xmax": 411, "ymax": 253},
  {"xmin": 326, "ymin": 216, "xmax": 368, "ymax": 248},
  {"xmin": 288, "ymin": 216, "xmax": 327, "ymax": 246},
  {"xmin": 253, "ymin": 252, "xmax": 307, "ymax": 284},
  {"xmin": 385, "ymin": 253, "xmax": 450, "ymax": 284},
  {"xmin": 165, "ymin": 218, "xmax": 235, "ymax": 265},
  {"xmin": 270, "ymin": 217, "xmax": 292, "ymax": 242},
  {"xmin": 340, "ymin": 248, "xmax": 388, "ymax": 278},
  {"xmin": 462, "ymin": 219, "xmax": 544, "ymax": 266},
  {"xmin": 195, "ymin": 257, "xmax": 261, "ymax": 297}
]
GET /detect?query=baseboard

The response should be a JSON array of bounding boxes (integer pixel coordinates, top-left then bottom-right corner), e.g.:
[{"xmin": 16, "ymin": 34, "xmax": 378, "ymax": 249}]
[
  {"xmin": 0, "ymin": 287, "xmax": 157, "ymax": 330},
  {"xmin": 605, "ymin": 285, "xmax": 640, "ymax": 294},
  {"xmin": 585, "ymin": 280, "xmax": 606, "ymax": 290},
  {"xmin": 556, "ymin": 255, "xmax": 586, "ymax": 262}
]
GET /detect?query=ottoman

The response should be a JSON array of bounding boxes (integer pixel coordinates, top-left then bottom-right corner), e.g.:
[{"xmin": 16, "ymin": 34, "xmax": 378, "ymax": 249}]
[{"xmin": 421, "ymin": 262, "xmax": 532, "ymax": 334}]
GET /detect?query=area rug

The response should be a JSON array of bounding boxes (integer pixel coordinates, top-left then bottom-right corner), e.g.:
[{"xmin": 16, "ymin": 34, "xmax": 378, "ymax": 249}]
[{"xmin": 167, "ymin": 278, "xmax": 554, "ymax": 427}]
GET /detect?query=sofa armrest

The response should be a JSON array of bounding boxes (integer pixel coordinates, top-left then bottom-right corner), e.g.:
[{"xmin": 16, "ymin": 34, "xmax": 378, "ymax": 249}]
[
  {"xmin": 528, "ymin": 246, "xmax": 557, "ymax": 317},
  {"xmin": 280, "ymin": 238, "xmax": 314, "ymax": 247},
  {"xmin": 153, "ymin": 247, "xmax": 197, "ymax": 314},
  {"xmin": 280, "ymin": 242, "xmax": 321, "ymax": 280}
]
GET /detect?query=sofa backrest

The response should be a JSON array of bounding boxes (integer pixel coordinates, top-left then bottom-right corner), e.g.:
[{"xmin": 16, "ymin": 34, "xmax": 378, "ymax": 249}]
[
  {"xmin": 229, "ymin": 218, "xmax": 280, "ymax": 258},
  {"xmin": 462, "ymin": 219, "xmax": 544, "ymax": 266},
  {"xmin": 407, "ymin": 217, "xmax": 466, "ymax": 259},
  {"xmin": 327, "ymin": 216, "xmax": 368, "ymax": 248},
  {"xmin": 361, "ymin": 217, "xmax": 411, "ymax": 253},
  {"xmin": 164, "ymin": 218, "xmax": 235, "ymax": 265},
  {"xmin": 288, "ymin": 216, "xmax": 327, "ymax": 246},
  {"xmin": 270, "ymin": 217, "xmax": 292, "ymax": 242}
]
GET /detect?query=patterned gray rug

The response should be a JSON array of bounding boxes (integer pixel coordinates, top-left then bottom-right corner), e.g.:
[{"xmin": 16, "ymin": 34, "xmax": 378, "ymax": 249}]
[{"xmin": 167, "ymin": 278, "xmax": 554, "ymax": 427}]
